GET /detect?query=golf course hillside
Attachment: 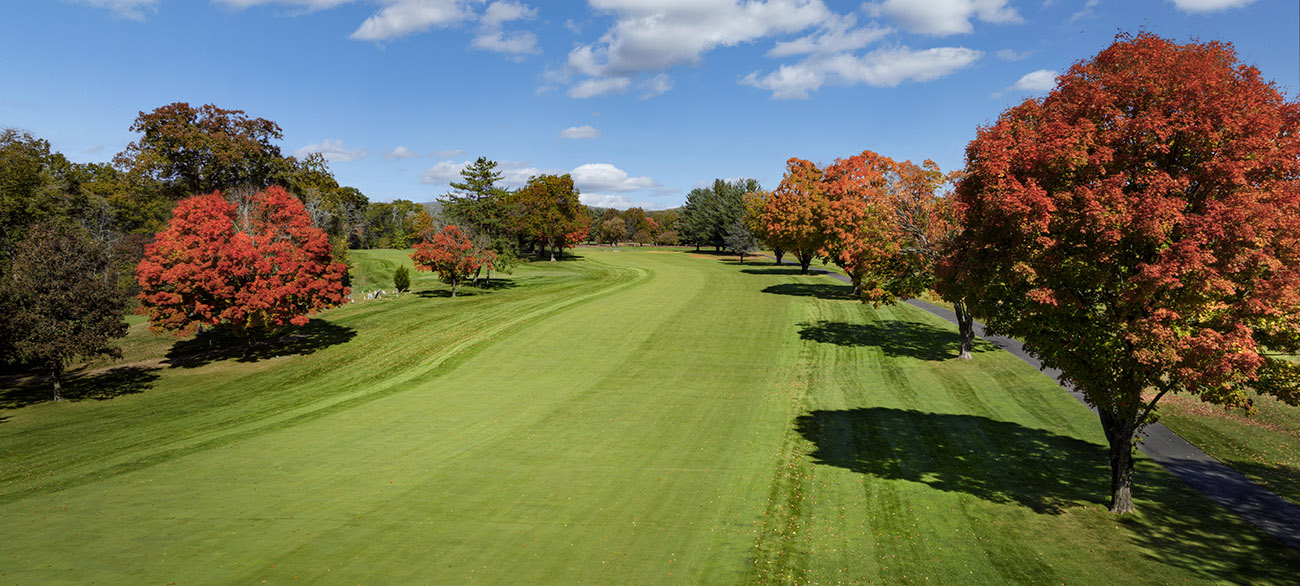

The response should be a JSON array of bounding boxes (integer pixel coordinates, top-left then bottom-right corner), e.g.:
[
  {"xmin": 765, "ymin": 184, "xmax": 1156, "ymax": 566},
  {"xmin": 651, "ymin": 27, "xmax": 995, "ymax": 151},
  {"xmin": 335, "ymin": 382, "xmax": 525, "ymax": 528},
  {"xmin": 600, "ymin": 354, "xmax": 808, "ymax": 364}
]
[{"xmin": 1, "ymin": 248, "xmax": 1297, "ymax": 584}]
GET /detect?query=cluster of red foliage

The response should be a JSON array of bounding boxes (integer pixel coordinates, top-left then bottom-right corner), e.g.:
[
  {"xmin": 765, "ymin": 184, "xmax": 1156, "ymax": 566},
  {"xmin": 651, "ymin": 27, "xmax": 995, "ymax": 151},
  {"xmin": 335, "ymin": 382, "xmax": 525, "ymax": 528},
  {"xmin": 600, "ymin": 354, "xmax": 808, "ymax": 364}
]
[
  {"xmin": 410, "ymin": 225, "xmax": 495, "ymax": 297},
  {"xmin": 136, "ymin": 186, "xmax": 349, "ymax": 336}
]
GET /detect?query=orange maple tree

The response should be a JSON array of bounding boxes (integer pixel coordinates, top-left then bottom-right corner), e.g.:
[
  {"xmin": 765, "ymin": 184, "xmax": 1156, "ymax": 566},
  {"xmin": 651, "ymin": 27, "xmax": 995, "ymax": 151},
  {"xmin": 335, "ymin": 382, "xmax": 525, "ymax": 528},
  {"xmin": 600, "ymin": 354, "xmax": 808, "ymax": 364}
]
[
  {"xmin": 136, "ymin": 186, "xmax": 349, "ymax": 338},
  {"xmin": 940, "ymin": 33, "xmax": 1300, "ymax": 512},
  {"xmin": 762, "ymin": 158, "xmax": 827, "ymax": 274},
  {"xmin": 818, "ymin": 150, "xmax": 899, "ymax": 301}
]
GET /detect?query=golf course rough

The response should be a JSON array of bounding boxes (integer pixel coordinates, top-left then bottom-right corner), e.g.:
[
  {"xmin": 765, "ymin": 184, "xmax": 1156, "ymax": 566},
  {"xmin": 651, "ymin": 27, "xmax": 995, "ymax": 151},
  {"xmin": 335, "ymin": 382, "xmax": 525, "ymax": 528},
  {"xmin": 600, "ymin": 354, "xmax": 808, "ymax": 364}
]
[{"xmin": 0, "ymin": 248, "xmax": 1296, "ymax": 584}]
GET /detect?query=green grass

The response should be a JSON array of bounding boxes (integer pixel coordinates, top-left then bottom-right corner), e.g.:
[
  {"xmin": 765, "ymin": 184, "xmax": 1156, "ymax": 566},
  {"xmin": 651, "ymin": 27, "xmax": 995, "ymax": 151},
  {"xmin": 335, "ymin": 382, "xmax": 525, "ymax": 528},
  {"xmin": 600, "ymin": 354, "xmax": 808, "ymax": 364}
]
[
  {"xmin": 0, "ymin": 249, "xmax": 1296, "ymax": 584},
  {"xmin": 1152, "ymin": 390, "xmax": 1300, "ymax": 506}
]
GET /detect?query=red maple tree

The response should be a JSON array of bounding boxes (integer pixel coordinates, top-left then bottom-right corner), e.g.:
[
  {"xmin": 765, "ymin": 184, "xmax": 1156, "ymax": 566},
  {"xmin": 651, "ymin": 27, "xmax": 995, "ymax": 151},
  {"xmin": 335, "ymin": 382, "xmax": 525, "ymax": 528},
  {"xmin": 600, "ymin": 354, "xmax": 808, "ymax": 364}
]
[
  {"xmin": 411, "ymin": 225, "xmax": 492, "ymax": 297},
  {"xmin": 136, "ymin": 186, "xmax": 349, "ymax": 338},
  {"xmin": 940, "ymin": 33, "xmax": 1300, "ymax": 512}
]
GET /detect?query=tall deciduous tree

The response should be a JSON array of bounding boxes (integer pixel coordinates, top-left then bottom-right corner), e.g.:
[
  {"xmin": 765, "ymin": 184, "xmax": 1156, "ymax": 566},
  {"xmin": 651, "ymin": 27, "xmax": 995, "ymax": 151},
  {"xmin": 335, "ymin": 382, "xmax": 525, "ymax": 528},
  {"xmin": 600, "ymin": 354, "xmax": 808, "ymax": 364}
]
[
  {"xmin": 742, "ymin": 189, "xmax": 782, "ymax": 264},
  {"xmin": 114, "ymin": 102, "xmax": 286, "ymax": 197},
  {"xmin": 510, "ymin": 174, "xmax": 587, "ymax": 261},
  {"xmin": 764, "ymin": 159, "xmax": 826, "ymax": 274},
  {"xmin": 2, "ymin": 220, "xmax": 127, "ymax": 400},
  {"xmin": 137, "ymin": 187, "xmax": 349, "ymax": 340},
  {"xmin": 819, "ymin": 150, "xmax": 898, "ymax": 299},
  {"xmin": 940, "ymin": 33, "xmax": 1300, "ymax": 513},
  {"xmin": 411, "ymin": 225, "xmax": 490, "ymax": 297}
]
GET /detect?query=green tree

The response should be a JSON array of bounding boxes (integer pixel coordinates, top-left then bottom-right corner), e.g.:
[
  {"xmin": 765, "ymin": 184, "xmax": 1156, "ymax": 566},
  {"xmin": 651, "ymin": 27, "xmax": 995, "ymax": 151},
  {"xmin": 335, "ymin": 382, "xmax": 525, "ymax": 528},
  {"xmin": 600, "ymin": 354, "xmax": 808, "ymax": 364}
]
[
  {"xmin": 393, "ymin": 265, "xmax": 410, "ymax": 293},
  {"xmin": 723, "ymin": 219, "xmax": 758, "ymax": 263},
  {"xmin": 114, "ymin": 102, "xmax": 287, "ymax": 198},
  {"xmin": 1, "ymin": 220, "xmax": 127, "ymax": 401},
  {"xmin": 680, "ymin": 178, "xmax": 758, "ymax": 251},
  {"xmin": 440, "ymin": 157, "xmax": 508, "ymax": 237},
  {"xmin": 0, "ymin": 129, "xmax": 92, "ymax": 260},
  {"xmin": 509, "ymin": 174, "xmax": 587, "ymax": 261}
]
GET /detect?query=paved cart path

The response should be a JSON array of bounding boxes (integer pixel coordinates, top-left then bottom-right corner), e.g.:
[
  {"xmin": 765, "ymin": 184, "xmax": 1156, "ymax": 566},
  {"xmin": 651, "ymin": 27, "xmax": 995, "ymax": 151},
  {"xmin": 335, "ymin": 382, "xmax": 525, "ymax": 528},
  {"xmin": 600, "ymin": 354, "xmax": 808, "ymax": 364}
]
[{"xmin": 774, "ymin": 256, "xmax": 1300, "ymax": 552}]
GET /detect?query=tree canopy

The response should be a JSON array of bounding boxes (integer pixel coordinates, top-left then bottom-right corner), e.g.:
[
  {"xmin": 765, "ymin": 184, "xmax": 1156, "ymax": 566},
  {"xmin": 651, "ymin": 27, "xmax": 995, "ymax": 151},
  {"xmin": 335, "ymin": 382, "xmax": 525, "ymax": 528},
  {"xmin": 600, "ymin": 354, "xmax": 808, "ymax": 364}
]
[
  {"xmin": 509, "ymin": 174, "xmax": 588, "ymax": 261},
  {"xmin": 137, "ymin": 187, "xmax": 349, "ymax": 339},
  {"xmin": 115, "ymin": 102, "xmax": 286, "ymax": 197},
  {"xmin": 940, "ymin": 33, "xmax": 1300, "ymax": 513},
  {"xmin": 1, "ymin": 220, "xmax": 128, "ymax": 400}
]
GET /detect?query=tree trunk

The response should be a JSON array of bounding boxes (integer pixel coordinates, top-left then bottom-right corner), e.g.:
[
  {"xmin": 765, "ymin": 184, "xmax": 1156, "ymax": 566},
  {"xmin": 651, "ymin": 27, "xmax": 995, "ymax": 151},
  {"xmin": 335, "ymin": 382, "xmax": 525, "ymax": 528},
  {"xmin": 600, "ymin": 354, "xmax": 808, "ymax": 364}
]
[
  {"xmin": 1098, "ymin": 408, "xmax": 1137, "ymax": 514},
  {"xmin": 51, "ymin": 366, "xmax": 63, "ymax": 402},
  {"xmin": 773, "ymin": 248, "xmax": 785, "ymax": 265},
  {"xmin": 797, "ymin": 251, "xmax": 812, "ymax": 274},
  {"xmin": 472, "ymin": 266, "xmax": 482, "ymax": 287},
  {"xmin": 954, "ymin": 300, "xmax": 975, "ymax": 360},
  {"xmin": 450, "ymin": 280, "xmax": 458, "ymax": 297}
]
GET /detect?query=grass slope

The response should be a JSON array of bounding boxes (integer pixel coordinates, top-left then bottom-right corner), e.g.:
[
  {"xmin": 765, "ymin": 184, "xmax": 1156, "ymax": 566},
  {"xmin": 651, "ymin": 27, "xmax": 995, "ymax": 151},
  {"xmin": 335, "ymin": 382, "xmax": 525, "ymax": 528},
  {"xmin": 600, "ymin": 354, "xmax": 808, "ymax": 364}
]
[
  {"xmin": 1152, "ymin": 390, "xmax": 1300, "ymax": 506},
  {"xmin": 0, "ymin": 249, "xmax": 1296, "ymax": 584}
]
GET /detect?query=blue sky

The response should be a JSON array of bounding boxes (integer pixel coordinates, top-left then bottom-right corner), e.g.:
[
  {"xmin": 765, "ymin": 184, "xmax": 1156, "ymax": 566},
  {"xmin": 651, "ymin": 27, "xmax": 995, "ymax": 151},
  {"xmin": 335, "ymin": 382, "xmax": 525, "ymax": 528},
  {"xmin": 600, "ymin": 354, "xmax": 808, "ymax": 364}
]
[{"xmin": 2, "ymin": 0, "xmax": 1296, "ymax": 209}]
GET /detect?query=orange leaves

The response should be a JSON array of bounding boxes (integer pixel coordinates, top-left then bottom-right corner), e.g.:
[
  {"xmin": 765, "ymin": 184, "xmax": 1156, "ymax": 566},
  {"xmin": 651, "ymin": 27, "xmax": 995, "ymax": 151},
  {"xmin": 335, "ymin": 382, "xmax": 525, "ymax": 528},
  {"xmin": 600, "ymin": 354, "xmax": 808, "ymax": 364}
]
[
  {"xmin": 136, "ymin": 187, "xmax": 349, "ymax": 336},
  {"xmin": 946, "ymin": 32, "xmax": 1300, "ymax": 410}
]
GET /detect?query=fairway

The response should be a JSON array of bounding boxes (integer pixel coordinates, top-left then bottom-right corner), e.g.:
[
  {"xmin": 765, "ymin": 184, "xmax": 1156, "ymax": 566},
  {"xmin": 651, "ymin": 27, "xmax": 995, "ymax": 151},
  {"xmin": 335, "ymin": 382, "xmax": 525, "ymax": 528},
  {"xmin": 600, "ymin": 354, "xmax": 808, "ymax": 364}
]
[{"xmin": 1, "ymin": 249, "xmax": 1296, "ymax": 584}]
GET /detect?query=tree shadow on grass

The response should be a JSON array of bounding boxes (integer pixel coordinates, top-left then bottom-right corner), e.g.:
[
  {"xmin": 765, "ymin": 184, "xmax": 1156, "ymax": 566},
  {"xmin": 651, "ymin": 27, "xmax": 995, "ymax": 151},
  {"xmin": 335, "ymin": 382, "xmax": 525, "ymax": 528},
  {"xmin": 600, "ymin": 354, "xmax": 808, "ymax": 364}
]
[
  {"xmin": 0, "ymin": 366, "xmax": 160, "ymax": 410},
  {"xmin": 416, "ymin": 289, "xmax": 477, "ymax": 298},
  {"xmin": 470, "ymin": 277, "xmax": 519, "ymax": 291},
  {"xmin": 797, "ymin": 407, "xmax": 1109, "ymax": 514},
  {"xmin": 1122, "ymin": 459, "xmax": 1300, "ymax": 581},
  {"xmin": 741, "ymin": 267, "xmax": 809, "ymax": 276},
  {"xmin": 796, "ymin": 407, "xmax": 1300, "ymax": 581},
  {"xmin": 165, "ymin": 319, "xmax": 355, "ymax": 369},
  {"xmin": 798, "ymin": 319, "xmax": 992, "ymax": 360},
  {"xmin": 764, "ymin": 282, "xmax": 856, "ymax": 301}
]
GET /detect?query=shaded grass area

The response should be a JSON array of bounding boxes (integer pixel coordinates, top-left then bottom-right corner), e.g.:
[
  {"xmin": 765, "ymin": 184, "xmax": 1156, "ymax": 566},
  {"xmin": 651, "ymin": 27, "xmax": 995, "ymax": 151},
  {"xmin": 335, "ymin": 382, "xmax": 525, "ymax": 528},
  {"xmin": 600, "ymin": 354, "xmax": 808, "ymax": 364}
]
[
  {"xmin": 797, "ymin": 318, "xmax": 994, "ymax": 360},
  {"xmin": 1154, "ymin": 390, "xmax": 1300, "ymax": 506},
  {"xmin": 0, "ymin": 249, "xmax": 1297, "ymax": 584},
  {"xmin": 0, "ymin": 366, "xmax": 160, "ymax": 410}
]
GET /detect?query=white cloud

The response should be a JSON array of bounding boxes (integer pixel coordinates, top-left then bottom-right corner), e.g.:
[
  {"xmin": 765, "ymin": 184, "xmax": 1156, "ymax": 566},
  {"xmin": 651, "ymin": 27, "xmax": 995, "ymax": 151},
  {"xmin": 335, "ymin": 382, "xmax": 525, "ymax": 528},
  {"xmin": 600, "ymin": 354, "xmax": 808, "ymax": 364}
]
[
  {"xmin": 561, "ymin": 0, "xmax": 836, "ymax": 98},
  {"xmin": 72, "ymin": 0, "xmax": 159, "ymax": 20},
  {"xmin": 640, "ymin": 73, "xmax": 673, "ymax": 99},
  {"xmin": 996, "ymin": 48, "xmax": 1032, "ymax": 61},
  {"xmin": 472, "ymin": 1, "xmax": 540, "ymax": 58},
  {"xmin": 214, "ymin": 0, "xmax": 354, "ymax": 10},
  {"xmin": 559, "ymin": 125, "xmax": 602, "ymax": 139},
  {"xmin": 1071, "ymin": 0, "xmax": 1100, "ymax": 21},
  {"xmin": 743, "ymin": 45, "xmax": 982, "ymax": 99},
  {"xmin": 767, "ymin": 14, "xmax": 891, "ymax": 57},
  {"xmin": 480, "ymin": 0, "xmax": 533, "ymax": 27},
  {"xmin": 385, "ymin": 145, "xmax": 423, "ymax": 160},
  {"xmin": 866, "ymin": 0, "xmax": 1022, "ymax": 36},
  {"xmin": 421, "ymin": 160, "xmax": 471, "ymax": 183},
  {"xmin": 581, "ymin": 193, "xmax": 641, "ymax": 209},
  {"xmin": 569, "ymin": 77, "xmax": 632, "ymax": 98},
  {"xmin": 435, "ymin": 148, "xmax": 466, "ymax": 158},
  {"xmin": 294, "ymin": 138, "xmax": 367, "ymax": 162},
  {"xmin": 472, "ymin": 30, "xmax": 539, "ymax": 57},
  {"xmin": 349, "ymin": 0, "xmax": 474, "ymax": 41},
  {"xmin": 570, "ymin": 163, "xmax": 657, "ymax": 192},
  {"xmin": 1169, "ymin": 0, "xmax": 1255, "ymax": 12},
  {"xmin": 422, "ymin": 160, "xmax": 658, "ymax": 195},
  {"xmin": 421, "ymin": 159, "xmax": 554, "ymax": 186},
  {"xmin": 993, "ymin": 68, "xmax": 1057, "ymax": 97}
]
